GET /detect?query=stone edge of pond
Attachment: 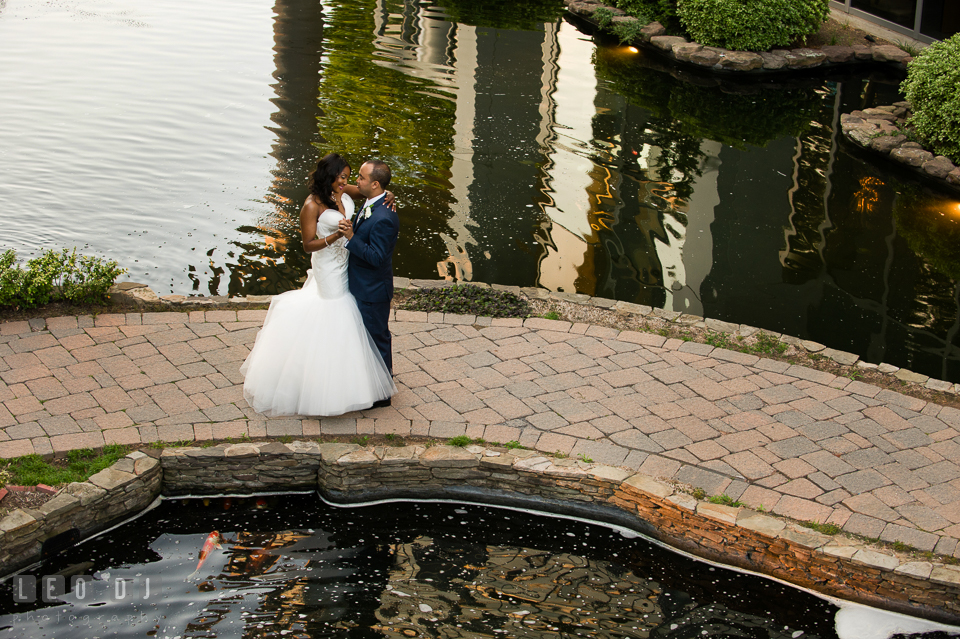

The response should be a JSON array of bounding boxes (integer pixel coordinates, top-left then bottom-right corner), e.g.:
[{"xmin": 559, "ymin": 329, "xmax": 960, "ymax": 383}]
[
  {"xmin": 104, "ymin": 278, "xmax": 960, "ymax": 395},
  {"xmin": 841, "ymin": 102, "xmax": 960, "ymax": 193},
  {"xmin": 2, "ymin": 443, "xmax": 959, "ymax": 624},
  {"xmin": 563, "ymin": 0, "xmax": 913, "ymax": 76}
]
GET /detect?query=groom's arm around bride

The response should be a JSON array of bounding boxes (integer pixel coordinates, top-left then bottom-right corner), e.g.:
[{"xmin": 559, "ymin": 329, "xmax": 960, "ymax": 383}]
[{"xmin": 339, "ymin": 159, "xmax": 399, "ymax": 380}]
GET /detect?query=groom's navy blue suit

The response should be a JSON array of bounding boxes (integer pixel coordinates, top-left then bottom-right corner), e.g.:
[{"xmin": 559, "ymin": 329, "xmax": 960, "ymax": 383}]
[{"xmin": 346, "ymin": 197, "xmax": 399, "ymax": 373}]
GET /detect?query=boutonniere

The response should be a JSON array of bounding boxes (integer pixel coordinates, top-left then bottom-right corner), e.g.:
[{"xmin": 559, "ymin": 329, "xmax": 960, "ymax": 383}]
[{"xmin": 359, "ymin": 203, "xmax": 373, "ymax": 220}]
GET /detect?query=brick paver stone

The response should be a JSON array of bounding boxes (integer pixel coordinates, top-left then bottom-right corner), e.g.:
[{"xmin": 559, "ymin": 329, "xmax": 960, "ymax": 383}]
[{"xmin": 5, "ymin": 310, "xmax": 960, "ymax": 547}]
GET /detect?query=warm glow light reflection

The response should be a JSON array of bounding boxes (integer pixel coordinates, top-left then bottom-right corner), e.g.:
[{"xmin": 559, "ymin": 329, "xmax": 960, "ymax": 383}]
[
  {"xmin": 853, "ymin": 176, "xmax": 883, "ymax": 214},
  {"xmin": 627, "ymin": 46, "xmax": 638, "ymax": 53}
]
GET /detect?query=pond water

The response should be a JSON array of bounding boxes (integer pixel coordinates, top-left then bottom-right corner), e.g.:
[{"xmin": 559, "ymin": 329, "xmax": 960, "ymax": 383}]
[
  {"xmin": 3, "ymin": 0, "xmax": 960, "ymax": 380},
  {"xmin": 0, "ymin": 494, "xmax": 915, "ymax": 638}
]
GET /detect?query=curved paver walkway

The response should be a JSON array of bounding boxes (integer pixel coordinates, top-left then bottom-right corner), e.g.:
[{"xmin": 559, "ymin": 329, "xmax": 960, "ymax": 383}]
[{"xmin": 1, "ymin": 308, "xmax": 960, "ymax": 559}]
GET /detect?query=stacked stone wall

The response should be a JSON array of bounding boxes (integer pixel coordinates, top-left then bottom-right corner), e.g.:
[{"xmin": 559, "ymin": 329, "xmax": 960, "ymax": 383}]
[
  {"xmin": 0, "ymin": 451, "xmax": 160, "ymax": 573},
  {"xmin": 2, "ymin": 442, "xmax": 959, "ymax": 625}
]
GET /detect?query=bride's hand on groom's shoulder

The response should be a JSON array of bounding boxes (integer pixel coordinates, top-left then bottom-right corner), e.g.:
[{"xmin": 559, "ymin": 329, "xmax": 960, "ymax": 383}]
[{"xmin": 384, "ymin": 191, "xmax": 397, "ymax": 212}]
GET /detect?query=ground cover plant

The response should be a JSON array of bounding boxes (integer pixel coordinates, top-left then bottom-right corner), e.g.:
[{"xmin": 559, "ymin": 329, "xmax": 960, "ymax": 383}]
[
  {"xmin": 901, "ymin": 33, "xmax": 960, "ymax": 164},
  {"xmin": 396, "ymin": 284, "xmax": 531, "ymax": 318},
  {"xmin": 0, "ymin": 445, "xmax": 129, "ymax": 488},
  {"xmin": 0, "ymin": 248, "xmax": 126, "ymax": 309}
]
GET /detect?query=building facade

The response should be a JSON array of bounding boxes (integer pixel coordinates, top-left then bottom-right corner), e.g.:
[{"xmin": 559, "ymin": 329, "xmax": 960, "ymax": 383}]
[{"xmin": 831, "ymin": 0, "xmax": 959, "ymax": 42}]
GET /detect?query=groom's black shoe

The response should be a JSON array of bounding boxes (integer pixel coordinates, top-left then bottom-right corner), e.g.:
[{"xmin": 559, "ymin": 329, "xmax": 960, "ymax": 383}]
[{"xmin": 371, "ymin": 398, "xmax": 391, "ymax": 409}]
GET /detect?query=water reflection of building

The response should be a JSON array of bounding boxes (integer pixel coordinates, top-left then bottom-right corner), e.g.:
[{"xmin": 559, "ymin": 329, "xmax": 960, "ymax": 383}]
[
  {"xmin": 225, "ymin": 0, "xmax": 329, "ymax": 296},
  {"xmin": 374, "ymin": 537, "xmax": 664, "ymax": 638}
]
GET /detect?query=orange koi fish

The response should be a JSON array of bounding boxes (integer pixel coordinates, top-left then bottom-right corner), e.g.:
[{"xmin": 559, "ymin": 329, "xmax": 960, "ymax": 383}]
[{"xmin": 187, "ymin": 531, "xmax": 222, "ymax": 580}]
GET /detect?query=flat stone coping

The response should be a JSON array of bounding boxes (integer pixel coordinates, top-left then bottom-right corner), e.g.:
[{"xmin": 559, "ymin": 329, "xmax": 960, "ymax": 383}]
[
  {"xmin": 3, "ymin": 278, "xmax": 960, "ymax": 566},
  {"xmin": 2, "ymin": 443, "xmax": 958, "ymax": 625},
  {"xmin": 564, "ymin": 0, "xmax": 913, "ymax": 75}
]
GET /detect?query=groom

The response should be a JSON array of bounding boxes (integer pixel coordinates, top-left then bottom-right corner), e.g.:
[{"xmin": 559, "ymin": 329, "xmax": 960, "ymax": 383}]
[{"xmin": 339, "ymin": 159, "xmax": 399, "ymax": 408}]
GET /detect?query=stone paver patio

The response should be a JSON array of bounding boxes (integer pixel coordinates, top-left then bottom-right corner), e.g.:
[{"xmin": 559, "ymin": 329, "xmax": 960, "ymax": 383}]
[{"xmin": 2, "ymin": 308, "xmax": 960, "ymax": 559}]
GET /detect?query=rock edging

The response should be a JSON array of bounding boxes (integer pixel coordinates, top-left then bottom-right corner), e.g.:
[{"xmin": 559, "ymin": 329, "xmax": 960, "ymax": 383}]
[
  {"xmin": 2, "ymin": 443, "xmax": 959, "ymax": 624},
  {"xmin": 0, "ymin": 451, "xmax": 161, "ymax": 574},
  {"xmin": 564, "ymin": 0, "xmax": 913, "ymax": 75},
  {"xmin": 841, "ymin": 101, "xmax": 960, "ymax": 193}
]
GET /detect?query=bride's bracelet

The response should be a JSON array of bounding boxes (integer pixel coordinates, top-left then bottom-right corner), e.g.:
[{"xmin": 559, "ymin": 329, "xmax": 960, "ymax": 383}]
[{"xmin": 323, "ymin": 236, "xmax": 328, "ymax": 248}]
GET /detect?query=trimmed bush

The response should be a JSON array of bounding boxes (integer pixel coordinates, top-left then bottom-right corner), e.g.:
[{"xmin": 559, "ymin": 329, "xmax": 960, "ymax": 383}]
[
  {"xmin": 677, "ymin": 0, "xmax": 829, "ymax": 52},
  {"xmin": 0, "ymin": 248, "xmax": 126, "ymax": 309},
  {"xmin": 901, "ymin": 33, "xmax": 960, "ymax": 165}
]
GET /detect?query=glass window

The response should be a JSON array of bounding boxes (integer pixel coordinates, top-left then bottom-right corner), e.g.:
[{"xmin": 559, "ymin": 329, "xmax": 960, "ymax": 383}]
[
  {"xmin": 851, "ymin": 0, "xmax": 917, "ymax": 29},
  {"xmin": 921, "ymin": 0, "xmax": 960, "ymax": 39}
]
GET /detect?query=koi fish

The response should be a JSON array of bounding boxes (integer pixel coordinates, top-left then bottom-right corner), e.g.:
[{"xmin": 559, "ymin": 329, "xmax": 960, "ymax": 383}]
[{"xmin": 187, "ymin": 531, "xmax": 222, "ymax": 581}]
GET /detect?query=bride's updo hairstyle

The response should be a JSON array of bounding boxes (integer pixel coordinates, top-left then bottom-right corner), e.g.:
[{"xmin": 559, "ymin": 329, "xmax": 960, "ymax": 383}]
[{"xmin": 307, "ymin": 153, "xmax": 350, "ymax": 209}]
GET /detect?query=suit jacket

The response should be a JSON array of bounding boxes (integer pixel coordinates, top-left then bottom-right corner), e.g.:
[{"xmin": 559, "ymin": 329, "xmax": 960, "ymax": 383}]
[{"xmin": 346, "ymin": 197, "xmax": 399, "ymax": 303}]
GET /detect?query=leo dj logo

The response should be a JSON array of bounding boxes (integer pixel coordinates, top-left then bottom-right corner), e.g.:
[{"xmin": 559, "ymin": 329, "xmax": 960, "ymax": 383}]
[{"xmin": 12, "ymin": 574, "xmax": 162, "ymax": 603}]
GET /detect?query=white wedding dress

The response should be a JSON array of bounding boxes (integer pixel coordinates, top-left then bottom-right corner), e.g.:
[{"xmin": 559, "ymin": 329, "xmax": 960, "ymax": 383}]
[{"xmin": 240, "ymin": 197, "xmax": 396, "ymax": 416}]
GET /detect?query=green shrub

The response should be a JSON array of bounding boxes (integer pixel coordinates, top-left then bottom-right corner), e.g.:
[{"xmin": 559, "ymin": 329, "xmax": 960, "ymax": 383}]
[
  {"xmin": 0, "ymin": 248, "xmax": 126, "ymax": 309},
  {"xmin": 677, "ymin": 0, "xmax": 829, "ymax": 51},
  {"xmin": 611, "ymin": 18, "xmax": 648, "ymax": 44},
  {"xmin": 610, "ymin": 0, "xmax": 653, "ymax": 23},
  {"xmin": 901, "ymin": 33, "xmax": 960, "ymax": 164}
]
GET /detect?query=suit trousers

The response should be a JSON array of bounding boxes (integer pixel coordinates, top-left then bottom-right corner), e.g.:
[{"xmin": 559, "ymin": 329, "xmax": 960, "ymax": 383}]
[{"xmin": 357, "ymin": 298, "xmax": 392, "ymax": 374}]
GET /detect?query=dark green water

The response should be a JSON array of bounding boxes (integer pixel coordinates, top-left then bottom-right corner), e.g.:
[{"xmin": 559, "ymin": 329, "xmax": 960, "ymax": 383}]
[
  {"xmin": 2, "ymin": 0, "xmax": 960, "ymax": 379},
  {"xmin": 0, "ymin": 495, "xmax": 843, "ymax": 638}
]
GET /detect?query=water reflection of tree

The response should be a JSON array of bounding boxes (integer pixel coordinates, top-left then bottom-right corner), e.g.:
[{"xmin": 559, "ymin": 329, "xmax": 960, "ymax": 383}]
[
  {"xmin": 593, "ymin": 49, "xmax": 823, "ymax": 199},
  {"xmin": 436, "ymin": 0, "xmax": 565, "ymax": 30}
]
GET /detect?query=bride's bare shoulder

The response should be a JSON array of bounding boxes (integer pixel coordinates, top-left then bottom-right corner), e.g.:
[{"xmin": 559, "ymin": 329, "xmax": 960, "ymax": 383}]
[{"xmin": 301, "ymin": 195, "xmax": 325, "ymax": 217}]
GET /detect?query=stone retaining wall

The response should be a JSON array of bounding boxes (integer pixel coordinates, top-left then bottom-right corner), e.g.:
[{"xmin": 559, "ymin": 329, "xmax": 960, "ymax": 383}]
[
  {"xmin": 4, "ymin": 443, "xmax": 959, "ymax": 625},
  {"xmin": 564, "ymin": 0, "xmax": 913, "ymax": 75},
  {"xmin": 841, "ymin": 102, "xmax": 960, "ymax": 193},
  {"xmin": 0, "ymin": 451, "xmax": 161, "ymax": 574}
]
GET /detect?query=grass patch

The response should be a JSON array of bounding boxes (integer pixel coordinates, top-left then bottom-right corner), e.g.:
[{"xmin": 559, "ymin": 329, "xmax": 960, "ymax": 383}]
[
  {"xmin": 750, "ymin": 331, "xmax": 788, "ymax": 356},
  {"xmin": 397, "ymin": 284, "xmax": 531, "ymax": 318},
  {"xmin": 690, "ymin": 487, "xmax": 706, "ymax": 500},
  {"xmin": 504, "ymin": 440, "xmax": 525, "ymax": 450},
  {"xmin": 577, "ymin": 453, "xmax": 594, "ymax": 463},
  {"xmin": 448, "ymin": 435, "xmax": 472, "ymax": 447},
  {"xmin": 707, "ymin": 494, "xmax": 744, "ymax": 507},
  {"xmin": 542, "ymin": 311, "xmax": 560, "ymax": 321},
  {"xmin": 800, "ymin": 521, "xmax": 842, "ymax": 535},
  {"xmin": 1, "ymin": 445, "xmax": 130, "ymax": 487}
]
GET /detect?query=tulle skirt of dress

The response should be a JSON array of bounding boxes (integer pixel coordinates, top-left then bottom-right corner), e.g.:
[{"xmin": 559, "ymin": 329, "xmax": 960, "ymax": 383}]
[{"xmin": 240, "ymin": 270, "xmax": 396, "ymax": 417}]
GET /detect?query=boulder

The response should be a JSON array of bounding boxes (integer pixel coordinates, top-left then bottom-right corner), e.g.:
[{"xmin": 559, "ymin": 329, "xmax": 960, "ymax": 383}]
[
  {"xmin": 922, "ymin": 156, "xmax": 957, "ymax": 179},
  {"xmin": 640, "ymin": 21, "xmax": 665, "ymax": 40},
  {"xmin": 672, "ymin": 42, "xmax": 703, "ymax": 61},
  {"xmin": 760, "ymin": 51, "xmax": 787, "ymax": 70},
  {"xmin": 716, "ymin": 50, "xmax": 763, "ymax": 71},
  {"xmin": 851, "ymin": 45, "xmax": 873, "ymax": 60},
  {"xmin": 821, "ymin": 45, "xmax": 856, "ymax": 63},
  {"xmin": 783, "ymin": 48, "xmax": 826, "ymax": 68},
  {"xmin": 862, "ymin": 108, "xmax": 898, "ymax": 121},
  {"xmin": 651, "ymin": 35, "xmax": 687, "ymax": 51},
  {"xmin": 845, "ymin": 128, "xmax": 875, "ymax": 147},
  {"xmin": 690, "ymin": 47, "xmax": 722, "ymax": 67},
  {"xmin": 872, "ymin": 45, "xmax": 910, "ymax": 63},
  {"xmin": 870, "ymin": 134, "xmax": 907, "ymax": 154},
  {"xmin": 891, "ymin": 146, "xmax": 934, "ymax": 167},
  {"xmin": 947, "ymin": 168, "xmax": 960, "ymax": 186}
]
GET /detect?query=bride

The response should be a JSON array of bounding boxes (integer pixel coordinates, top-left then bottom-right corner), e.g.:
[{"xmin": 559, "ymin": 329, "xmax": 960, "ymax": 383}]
[{"xmin": 240, "ymin": 153, "xmax": 396, "ymax": 416}]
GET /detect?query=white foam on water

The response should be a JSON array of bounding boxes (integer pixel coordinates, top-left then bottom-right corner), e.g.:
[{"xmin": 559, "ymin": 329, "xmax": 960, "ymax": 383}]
[{"xmin": 836, "ymin": 602, "xmax": 960, "ymax": 639}]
